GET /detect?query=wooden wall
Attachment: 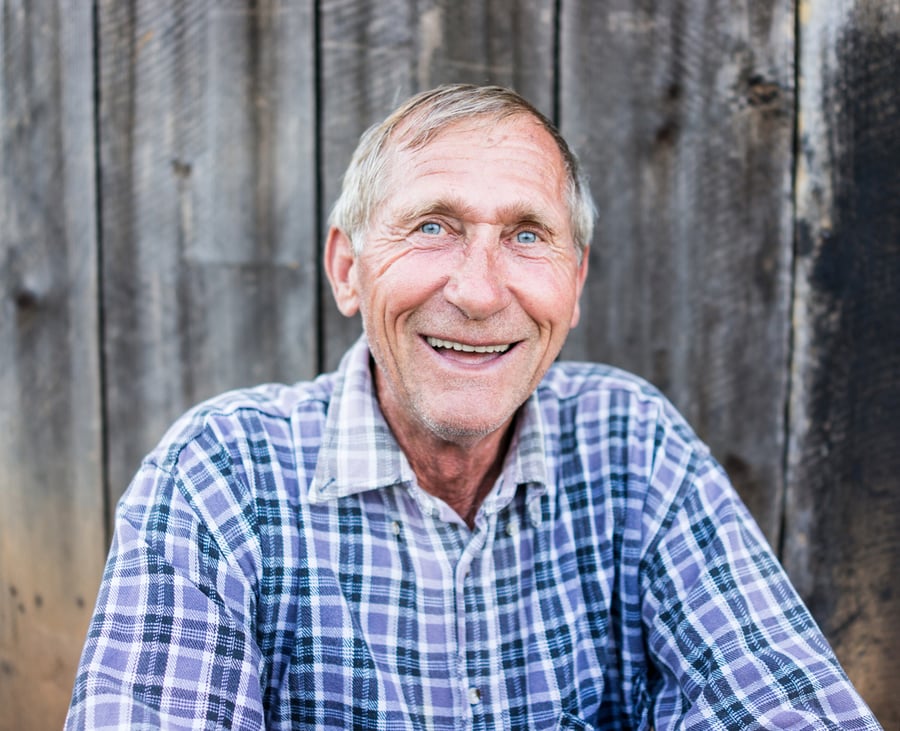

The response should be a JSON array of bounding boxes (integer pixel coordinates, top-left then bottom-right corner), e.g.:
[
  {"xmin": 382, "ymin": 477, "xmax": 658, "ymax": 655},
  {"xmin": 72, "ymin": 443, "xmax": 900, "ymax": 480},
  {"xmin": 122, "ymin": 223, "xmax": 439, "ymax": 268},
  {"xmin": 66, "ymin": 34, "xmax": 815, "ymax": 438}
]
[
  {"xmin": 1, "ymin": 1, "xmax": 107, "ymax": 724},
  {"xmin": 1, "ymin": 1, "xmax": 897, "ymax": 728}
]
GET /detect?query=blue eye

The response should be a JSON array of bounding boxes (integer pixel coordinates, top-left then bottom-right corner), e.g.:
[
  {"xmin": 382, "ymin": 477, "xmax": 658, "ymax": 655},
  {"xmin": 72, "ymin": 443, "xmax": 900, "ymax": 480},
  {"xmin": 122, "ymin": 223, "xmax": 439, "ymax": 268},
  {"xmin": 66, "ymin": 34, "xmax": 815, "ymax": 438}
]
[
  {"xmin": 420, "ymin": 222, "xmax": 443, "ymax": 235},
  {"xmin": 516, "ymin": 231, "xmax": 538, "ymax": 244}
]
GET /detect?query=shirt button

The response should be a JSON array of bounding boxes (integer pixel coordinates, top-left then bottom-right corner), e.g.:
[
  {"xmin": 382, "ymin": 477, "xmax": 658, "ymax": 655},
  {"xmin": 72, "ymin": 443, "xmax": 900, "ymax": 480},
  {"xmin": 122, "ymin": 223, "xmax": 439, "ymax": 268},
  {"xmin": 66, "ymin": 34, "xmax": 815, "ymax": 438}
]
[
  {"xmin": 468, "ymin": 687, "xmax": 481, "ymax": 705},
  {"xmin": 391, "ymin": 521, "xmax": 401, "ymax": 536},
  {"xmin": 506, "ymin": 521, "xmax": 519, "ymax": 537}
]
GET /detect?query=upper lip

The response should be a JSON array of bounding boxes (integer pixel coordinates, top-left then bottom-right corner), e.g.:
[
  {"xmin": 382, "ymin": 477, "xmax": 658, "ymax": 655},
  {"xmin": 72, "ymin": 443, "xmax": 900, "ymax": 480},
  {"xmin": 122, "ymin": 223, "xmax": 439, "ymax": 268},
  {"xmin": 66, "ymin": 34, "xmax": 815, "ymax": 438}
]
[{"xmin": 424, "ymin": 335, "xmax": 514, "ymax": 353}]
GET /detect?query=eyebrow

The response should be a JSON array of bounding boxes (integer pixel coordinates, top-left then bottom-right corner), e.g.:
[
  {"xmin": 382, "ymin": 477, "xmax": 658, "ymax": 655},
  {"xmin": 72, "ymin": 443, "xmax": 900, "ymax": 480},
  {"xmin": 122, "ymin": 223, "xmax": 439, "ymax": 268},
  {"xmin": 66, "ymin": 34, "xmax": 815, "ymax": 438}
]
[{"xmin": 392, "ymin": 196, "xmax": 559, "ymax": 235}]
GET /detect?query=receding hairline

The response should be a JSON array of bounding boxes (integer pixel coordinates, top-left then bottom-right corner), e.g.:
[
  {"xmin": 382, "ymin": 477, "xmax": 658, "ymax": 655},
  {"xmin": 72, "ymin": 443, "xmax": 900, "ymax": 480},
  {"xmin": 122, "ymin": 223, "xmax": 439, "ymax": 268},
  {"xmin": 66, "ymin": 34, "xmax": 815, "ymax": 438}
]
[
  {"xmin": 391, "ymin": 105, "xmax": 545, "ymax": 152},
  {"xmin": 380, "ymin": 87, "xmax": 577, "ymax": 181},
  {"xmin": 381, "ymin": 111, "xmax": 571, "ymax": 197}
]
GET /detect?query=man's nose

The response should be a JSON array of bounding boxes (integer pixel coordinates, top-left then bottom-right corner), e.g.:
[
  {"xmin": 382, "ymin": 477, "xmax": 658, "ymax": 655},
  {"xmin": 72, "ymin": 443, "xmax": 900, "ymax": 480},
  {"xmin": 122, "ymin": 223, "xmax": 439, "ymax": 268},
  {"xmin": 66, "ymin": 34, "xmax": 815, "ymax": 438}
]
[{"xmin": 443, "ymin": 232, "xmax": 511, "ymax": 320}]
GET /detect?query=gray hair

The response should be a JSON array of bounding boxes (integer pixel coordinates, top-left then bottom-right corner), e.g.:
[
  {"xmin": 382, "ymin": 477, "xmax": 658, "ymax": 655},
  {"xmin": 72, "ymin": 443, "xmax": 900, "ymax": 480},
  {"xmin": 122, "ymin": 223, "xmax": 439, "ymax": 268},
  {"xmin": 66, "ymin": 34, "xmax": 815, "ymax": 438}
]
[{"xmin": 328, "ymin": 84, "xmax": 596, "ymax": 259}]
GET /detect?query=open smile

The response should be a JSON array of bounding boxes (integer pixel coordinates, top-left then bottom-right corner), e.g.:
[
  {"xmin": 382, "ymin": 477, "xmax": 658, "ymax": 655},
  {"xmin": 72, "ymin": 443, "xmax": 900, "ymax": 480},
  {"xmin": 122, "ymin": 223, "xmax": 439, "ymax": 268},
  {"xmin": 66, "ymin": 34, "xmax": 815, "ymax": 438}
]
[{"xmin": 425, "ymin": 336, "xmax": 514, "ymax": 354}]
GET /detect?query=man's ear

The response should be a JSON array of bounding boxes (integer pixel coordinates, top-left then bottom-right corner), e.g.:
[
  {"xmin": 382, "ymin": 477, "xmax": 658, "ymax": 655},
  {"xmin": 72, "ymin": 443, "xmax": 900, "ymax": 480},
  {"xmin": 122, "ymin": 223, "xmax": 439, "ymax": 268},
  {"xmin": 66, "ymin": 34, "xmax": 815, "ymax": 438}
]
[
  {"xmin": 570, "ymin": 245, "xmax": 590, "ymax": 329},
  {"xmin": 324, "ymin": 226, "xmax": 360, "ymax": 317}
]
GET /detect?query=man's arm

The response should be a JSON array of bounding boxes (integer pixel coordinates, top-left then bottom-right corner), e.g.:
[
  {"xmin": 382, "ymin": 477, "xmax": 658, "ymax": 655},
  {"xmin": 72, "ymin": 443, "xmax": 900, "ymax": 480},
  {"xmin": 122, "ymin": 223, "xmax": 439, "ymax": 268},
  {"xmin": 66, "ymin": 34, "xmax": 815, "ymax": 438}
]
[
  {"xmin": 639, "ymin": 449, "xmax": 882, "ymax": 730},
  {"xmin": 66, "ymin": 455, "xmax": 265, "ymax": 730}
]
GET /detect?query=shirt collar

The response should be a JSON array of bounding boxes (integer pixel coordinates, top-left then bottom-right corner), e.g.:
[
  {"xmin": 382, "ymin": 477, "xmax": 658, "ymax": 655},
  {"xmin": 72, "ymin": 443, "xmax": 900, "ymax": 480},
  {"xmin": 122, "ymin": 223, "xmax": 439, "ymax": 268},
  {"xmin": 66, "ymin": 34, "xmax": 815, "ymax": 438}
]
[
  {"xmin": 308, "ymin": 335, "xmax": 550, "ymax": 507},
  {"xmin": 308, "ymin": 336, "xmax": 414, "ymax": 503}
]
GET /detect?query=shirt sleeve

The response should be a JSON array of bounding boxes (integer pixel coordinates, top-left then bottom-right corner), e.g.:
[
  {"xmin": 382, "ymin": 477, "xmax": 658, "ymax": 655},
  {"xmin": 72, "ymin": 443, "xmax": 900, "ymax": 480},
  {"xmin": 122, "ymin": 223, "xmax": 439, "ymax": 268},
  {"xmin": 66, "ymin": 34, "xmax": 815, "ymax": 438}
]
[
  {"xmin": 638, "ymin": 422, "xmax": 883, "ymax": 730},
  {"xmin": 65, "ymin": 447, "xmax": 266, "ymax": 731}
]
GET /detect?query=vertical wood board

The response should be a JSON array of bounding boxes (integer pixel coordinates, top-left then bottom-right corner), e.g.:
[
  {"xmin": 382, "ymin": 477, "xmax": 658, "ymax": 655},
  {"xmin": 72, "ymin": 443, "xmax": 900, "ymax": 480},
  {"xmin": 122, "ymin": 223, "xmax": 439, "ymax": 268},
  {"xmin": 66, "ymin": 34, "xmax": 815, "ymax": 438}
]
[
  {"xmin": 98, "ymin": 0, "xmax": 319, "ymax": 514},
  {"xmin": 786, "ymin": 1, "xmax": 900, "ymax": 724},
  {"xmin": 0, "ymin": 2, "xmax": 105, "ymax": 728},
  {"xmin": 559, "ymin": 0, "xmax": 796, "ymax": 544}
]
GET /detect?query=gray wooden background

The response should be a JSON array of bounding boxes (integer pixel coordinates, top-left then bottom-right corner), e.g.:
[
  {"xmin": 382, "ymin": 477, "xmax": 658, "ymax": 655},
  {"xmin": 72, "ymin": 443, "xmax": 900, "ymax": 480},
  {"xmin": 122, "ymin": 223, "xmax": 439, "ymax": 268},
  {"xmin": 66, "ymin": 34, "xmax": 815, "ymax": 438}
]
[{"xmin": 2, "ymin": 1, "xmax": 898, "ymax": 728}]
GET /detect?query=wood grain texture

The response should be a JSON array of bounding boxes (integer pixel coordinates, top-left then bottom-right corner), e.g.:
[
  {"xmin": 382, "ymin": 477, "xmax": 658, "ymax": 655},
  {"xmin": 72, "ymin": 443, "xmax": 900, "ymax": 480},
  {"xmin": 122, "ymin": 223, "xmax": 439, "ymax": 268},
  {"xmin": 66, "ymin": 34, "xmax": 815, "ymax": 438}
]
[
  {"xmin": 98, "ymin": 0, "xmax": 319, "ymax": 513},
  {"xmin": 558, "ymin": 0, "xmax": 796, "ymax": 545},
  {"xmin": 0, "ymin": 2, "xmax": 105, "ymax": 728},
  {"xmin": 318, "ymin": 0, "xmax": 556, "ymax": 370},
  {"xmin": 786, "ymin": 1, "xmax": 900, "ymax": 724}
]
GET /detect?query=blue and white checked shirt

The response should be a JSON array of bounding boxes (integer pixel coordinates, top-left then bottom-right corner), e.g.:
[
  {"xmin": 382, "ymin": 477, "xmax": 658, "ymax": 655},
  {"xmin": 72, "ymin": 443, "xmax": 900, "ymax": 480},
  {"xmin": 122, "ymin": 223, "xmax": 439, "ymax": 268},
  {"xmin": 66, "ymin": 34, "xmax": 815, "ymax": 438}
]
[{"xmin": 68, "ymin": 337, "xmax": 881, "ymax": 730}]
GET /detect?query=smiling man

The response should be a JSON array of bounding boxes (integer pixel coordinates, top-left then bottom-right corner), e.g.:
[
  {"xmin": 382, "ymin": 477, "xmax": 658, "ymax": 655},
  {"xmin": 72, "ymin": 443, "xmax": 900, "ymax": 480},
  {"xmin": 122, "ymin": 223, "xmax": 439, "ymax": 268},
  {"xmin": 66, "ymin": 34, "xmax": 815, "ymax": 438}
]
[{"xmin": 68, "ymin": 85, "xmax": 881, "ymax": 730}]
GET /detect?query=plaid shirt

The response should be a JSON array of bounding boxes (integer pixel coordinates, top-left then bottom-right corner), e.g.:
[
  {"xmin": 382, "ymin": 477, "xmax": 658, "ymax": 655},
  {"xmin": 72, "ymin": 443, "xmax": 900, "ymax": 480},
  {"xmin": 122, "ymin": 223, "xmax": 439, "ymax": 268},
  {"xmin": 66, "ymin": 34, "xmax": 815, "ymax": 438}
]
[{"xmin": 68, "ymin": 337, "xmax": 881, "ymax": 730}]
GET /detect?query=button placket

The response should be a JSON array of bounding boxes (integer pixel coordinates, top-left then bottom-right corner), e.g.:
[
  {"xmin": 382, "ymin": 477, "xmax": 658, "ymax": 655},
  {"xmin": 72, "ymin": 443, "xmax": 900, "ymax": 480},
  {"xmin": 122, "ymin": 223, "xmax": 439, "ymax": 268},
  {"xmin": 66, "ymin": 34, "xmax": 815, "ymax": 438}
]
[{"xmin": 456, "ymin": 520, "xmax": 495, "ymax": 727}]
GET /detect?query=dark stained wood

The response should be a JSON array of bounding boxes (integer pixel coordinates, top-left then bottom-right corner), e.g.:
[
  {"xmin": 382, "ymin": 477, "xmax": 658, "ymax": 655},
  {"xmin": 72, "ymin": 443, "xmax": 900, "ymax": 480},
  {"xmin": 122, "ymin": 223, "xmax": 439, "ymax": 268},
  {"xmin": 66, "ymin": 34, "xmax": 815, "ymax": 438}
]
[
  {"xmin": 98, "ymin": 0, "xmax": 319, "ymax": 514},
  {"xmin": 558, "ymin": 0, "xmax": 796, "ymax": 546},
  {"xmin": 0, "ymin": 2, "xmax": 105, "ymax": 729},
  {"xmin": 318, "ymin": 0, "xmax": 556, "ymax": 371},
  {"xmin": 785, "ymin": 2, "xmax": 900, "ymax": 725}
]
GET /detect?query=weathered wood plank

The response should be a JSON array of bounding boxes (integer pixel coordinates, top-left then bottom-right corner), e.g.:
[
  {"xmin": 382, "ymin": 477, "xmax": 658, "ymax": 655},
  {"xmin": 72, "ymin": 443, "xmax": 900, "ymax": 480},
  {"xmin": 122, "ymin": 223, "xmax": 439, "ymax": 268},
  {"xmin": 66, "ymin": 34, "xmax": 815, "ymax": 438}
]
[
  {"xmin": 559, "ymin": 0, "xmax": 796, "ymax": 546},
  {"xmin": 98, "ymin": 0, "xmax": 318, "ymax": 514},
  {"xmin": 318, "ymin": 0, "xmax": 556, "ymax": 370},
  {"xmin": 786, "ymin": 1, "xmax": 900, "ymax": 725},
  {"xmin": 0, "ymin": 2, "xmax": 105, "ymax": 728}
]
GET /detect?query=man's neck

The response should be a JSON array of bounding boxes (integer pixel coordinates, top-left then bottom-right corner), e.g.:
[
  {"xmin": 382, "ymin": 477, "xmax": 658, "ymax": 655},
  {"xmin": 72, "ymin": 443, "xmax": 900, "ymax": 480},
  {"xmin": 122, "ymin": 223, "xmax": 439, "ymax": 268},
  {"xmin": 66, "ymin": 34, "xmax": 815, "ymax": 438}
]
[
  {"xmin": 400, "ymin": 425, "xmax": 514, "ymax": 529},
  {"xmin": 377, "ymin": 398, "xmax": 515, "ymax": 529}
]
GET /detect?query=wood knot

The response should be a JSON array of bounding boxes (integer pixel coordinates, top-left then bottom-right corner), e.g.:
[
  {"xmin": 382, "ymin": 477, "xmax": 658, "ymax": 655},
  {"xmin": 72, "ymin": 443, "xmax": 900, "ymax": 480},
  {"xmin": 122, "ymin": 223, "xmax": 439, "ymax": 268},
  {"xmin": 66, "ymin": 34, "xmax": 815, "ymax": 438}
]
[
  {"xmin": 13, "ymin": 288, "xmax": 39, "ymax": 309},
  {"xmin": 171, "ymin": 158, "xmax": 193, "ymax": 179},
  {"xmin": 747, "ymin": 75, "xmax": 781, "ymax": 107}
]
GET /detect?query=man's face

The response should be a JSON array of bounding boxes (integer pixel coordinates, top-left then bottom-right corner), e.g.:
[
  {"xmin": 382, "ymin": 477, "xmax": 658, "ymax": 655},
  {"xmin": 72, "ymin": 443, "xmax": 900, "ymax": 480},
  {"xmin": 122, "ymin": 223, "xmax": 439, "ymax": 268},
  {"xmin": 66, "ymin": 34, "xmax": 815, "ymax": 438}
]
[{"xmin": 328, "ymin": 115, "xmax": 589, "ymax": 444}]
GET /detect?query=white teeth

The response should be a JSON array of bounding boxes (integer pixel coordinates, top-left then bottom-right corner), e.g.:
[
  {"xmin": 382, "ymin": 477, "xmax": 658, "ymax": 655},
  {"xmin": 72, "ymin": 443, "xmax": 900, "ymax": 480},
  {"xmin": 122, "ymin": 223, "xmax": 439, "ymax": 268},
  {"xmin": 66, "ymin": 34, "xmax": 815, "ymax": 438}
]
[{"xmin": 426, "ymin": 336, "xmax": 511, "ymax": 354}]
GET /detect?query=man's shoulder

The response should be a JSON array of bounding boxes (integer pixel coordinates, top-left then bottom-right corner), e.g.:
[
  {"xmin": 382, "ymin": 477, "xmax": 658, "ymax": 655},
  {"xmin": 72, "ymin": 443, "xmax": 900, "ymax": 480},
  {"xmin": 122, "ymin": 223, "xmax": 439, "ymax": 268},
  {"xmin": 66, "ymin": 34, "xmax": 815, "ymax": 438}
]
[
  {"xmin": 539, "ymin": 359, "xmax": 668, "ymax": 407},
  {"xmin": 148, "ymin": 372, "xmax": 339, "ymax": 470},
  {"xmin": 537, "ymin": 360, "xmax": 703, "ymax": 451}
]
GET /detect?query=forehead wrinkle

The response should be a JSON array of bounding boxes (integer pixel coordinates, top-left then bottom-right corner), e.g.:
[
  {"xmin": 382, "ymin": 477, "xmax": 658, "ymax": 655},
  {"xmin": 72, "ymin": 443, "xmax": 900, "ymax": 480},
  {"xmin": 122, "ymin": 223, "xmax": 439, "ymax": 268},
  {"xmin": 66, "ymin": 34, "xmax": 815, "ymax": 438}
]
[{"xmin": 390, "ymin": 195, "xmax": 474, "ymax": 225}]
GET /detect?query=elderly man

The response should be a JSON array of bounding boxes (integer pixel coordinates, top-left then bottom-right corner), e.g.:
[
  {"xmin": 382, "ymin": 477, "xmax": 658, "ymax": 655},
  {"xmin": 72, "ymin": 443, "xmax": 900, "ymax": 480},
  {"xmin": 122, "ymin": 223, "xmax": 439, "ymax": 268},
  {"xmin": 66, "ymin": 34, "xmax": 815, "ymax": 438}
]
[{"xmin": 68, "ymin": 85, "xmax": 881, "ymax": 730}]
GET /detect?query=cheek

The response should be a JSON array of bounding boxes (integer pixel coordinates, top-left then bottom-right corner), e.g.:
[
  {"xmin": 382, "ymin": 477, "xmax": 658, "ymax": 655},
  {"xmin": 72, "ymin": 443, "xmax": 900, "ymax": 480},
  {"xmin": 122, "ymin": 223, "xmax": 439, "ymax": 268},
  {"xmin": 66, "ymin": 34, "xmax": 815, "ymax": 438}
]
[
  {"xmin": 362, "ymin": 279, "xmax": 428, "ymax": 335},
  {"xmin": 377, "ymin": 258, "xmax": 448, "ymax": 306},
  {"xmin": 516, "ymin": 267, "xmax": 581, "ymax": 324}
]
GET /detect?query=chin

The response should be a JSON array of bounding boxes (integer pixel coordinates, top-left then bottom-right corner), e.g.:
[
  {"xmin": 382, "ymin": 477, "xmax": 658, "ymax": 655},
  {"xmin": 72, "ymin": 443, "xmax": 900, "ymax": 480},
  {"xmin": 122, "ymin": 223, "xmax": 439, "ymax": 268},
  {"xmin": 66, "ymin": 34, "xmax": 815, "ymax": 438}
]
[{"xmin": 417, "ymin": 408, "xmax": 513, "ymax": 444}]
